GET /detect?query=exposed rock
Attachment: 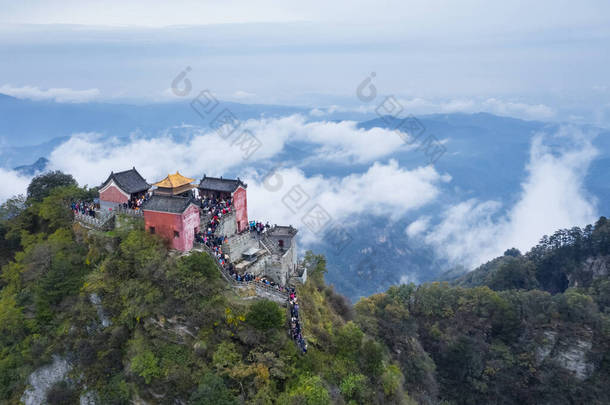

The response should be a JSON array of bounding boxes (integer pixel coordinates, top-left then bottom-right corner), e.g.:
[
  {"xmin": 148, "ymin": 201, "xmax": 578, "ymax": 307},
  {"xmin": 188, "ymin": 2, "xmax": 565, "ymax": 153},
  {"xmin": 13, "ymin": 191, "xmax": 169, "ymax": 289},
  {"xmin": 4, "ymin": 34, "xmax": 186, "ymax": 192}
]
[
  {"xmin": 21, "ymin": 355, "xmax": 71, "ymax": 405},
  {"xmin": 570, "ymin": 255, "xmax": 610, "ymax": 287},
  {"xmin": 583, "ymin": 255, "xmax": 610, "ymax": 278},
  {"xmin": 80, "ymin": 390, "xmax": 99, "ymax": 405},
  {"xmin": 536, "ymin": 330, "xmax": 557, "ymax": 363},
  {"xmin": 89, "ymin": 293, "xmax": 112, "ymax": 329},
  {"xmin": 554, "ymin": 339, "xmax": 594, "ymax": 380},
  {"xmin": 147, "ymin": 316, "xmax": 198, "ymax": 343}
]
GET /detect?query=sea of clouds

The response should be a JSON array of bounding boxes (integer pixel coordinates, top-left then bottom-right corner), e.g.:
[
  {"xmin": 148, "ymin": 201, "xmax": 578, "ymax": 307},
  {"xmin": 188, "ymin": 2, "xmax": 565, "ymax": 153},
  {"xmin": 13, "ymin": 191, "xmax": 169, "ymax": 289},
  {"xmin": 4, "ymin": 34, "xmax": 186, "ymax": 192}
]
[{"xmin": 0, "ymin": 115, "xmax": 600, "ymax": 272}]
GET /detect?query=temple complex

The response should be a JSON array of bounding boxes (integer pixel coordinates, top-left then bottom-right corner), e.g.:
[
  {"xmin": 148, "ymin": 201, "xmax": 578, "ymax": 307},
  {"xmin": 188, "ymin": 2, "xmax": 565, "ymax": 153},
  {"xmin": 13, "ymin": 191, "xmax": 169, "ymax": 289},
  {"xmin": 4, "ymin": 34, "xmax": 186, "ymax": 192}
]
[
  {"xmin": 94, "ymin": 168, "xmax": 304, "ymax": 289},
  {"xmin": 98, "ymin": 167, "xmax": 150, "ymax": 211}
]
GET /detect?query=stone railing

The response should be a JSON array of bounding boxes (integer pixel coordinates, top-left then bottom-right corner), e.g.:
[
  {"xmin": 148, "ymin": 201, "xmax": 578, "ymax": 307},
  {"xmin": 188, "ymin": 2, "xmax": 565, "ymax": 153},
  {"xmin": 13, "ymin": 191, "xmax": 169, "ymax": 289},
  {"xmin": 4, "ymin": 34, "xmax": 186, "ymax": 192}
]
[
  {"xmin": 113, "ymin": 206, "xmax": 144, "ymax": 217},
  {"xmin": 74, "ymin": 212, "xmax": 115, "ymax": 231}
]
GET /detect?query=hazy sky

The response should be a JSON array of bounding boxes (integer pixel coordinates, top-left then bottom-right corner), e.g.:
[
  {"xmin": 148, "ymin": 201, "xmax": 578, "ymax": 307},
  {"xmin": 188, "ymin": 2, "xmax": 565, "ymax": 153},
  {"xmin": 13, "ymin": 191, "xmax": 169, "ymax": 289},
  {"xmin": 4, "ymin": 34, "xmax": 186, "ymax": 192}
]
[{"xmin": 1, "ymin": 0, "xmax": 609, "ymax": 124}]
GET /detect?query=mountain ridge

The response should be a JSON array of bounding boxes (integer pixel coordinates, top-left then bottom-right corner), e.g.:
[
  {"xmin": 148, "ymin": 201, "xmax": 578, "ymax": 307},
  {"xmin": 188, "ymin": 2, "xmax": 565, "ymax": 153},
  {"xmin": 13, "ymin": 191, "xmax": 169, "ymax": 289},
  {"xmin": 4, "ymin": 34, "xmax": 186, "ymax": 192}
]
[{"xmin": 0, "ymin": 176, "xmax": 608, "ymax": 404}]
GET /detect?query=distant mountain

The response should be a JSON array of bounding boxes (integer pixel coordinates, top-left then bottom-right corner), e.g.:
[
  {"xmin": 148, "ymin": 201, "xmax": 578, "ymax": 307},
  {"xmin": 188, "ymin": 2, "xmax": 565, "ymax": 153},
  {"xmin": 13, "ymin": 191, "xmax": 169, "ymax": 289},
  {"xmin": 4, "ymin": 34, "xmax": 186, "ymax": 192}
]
[
  {"xmin": 0, "ymin": 93, "xmax": 308, "ymax": 148},
  {"xmin": 13, "ymin": 157, "xmax": 48, "ymax": 176}
]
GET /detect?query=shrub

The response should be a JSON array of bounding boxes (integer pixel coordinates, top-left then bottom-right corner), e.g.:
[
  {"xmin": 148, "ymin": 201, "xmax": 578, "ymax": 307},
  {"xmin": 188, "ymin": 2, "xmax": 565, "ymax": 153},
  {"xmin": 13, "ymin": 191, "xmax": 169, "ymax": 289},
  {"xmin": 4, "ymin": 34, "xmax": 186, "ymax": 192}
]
[
  {"xmin": 190, "ymin": 372, "xmax": 238, "ymax": 405},
  {"xmin": 247, "ymin": 299, "xmax": 285, "ymax": 331},
  {"xmin": 130, "ymin": 350, "xmax": 161, "ymax": 384}
]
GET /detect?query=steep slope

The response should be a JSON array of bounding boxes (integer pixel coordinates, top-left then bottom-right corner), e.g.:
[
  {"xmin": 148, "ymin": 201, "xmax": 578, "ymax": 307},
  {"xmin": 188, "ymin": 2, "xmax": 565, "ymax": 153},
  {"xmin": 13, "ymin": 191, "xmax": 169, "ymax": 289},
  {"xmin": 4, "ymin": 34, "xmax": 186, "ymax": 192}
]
[
  {"xmin": 1, "ymin": 175, "xmax": 609, "ymax": 404},
  {"xmin": 0, "ymin": 181, "xmax": 412, "ymax": 405},
  {"xmin": 357, "ymin": 218, "xmax": 610, "ymax": 404}
]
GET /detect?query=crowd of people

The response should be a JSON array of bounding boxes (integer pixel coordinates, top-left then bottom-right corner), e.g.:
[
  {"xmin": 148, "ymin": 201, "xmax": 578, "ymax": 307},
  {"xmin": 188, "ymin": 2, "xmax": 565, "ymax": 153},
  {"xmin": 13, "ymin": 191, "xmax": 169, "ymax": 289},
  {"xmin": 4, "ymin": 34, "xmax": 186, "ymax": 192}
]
[
  {"xmin": 71, "ymin": 200, "xmax": 98, "ymax": 217},
  {"xmin": 195, "ymin": 195, "xmax": 232, "ymax": 261},
  {"xmin": 194, "ymin": 196, "xmax": 291, "ymax": 294},
  {"xmin": 289, "ymin": 289, "xmax": 307, "ymax": 354},
  {"xmin": 225, "ymin": 268, "xmax": 287, "ymax": 291},
  {"xmin": 194, "ymin": 194, "xmax": 305, "ymax": 352},
  {"xmin": 249, "ymin": 220, "xmax": 270, "ymax": 235},
  {"xmin": 124, "ymin": 192, "xmax": 149, "ymax": 210}
]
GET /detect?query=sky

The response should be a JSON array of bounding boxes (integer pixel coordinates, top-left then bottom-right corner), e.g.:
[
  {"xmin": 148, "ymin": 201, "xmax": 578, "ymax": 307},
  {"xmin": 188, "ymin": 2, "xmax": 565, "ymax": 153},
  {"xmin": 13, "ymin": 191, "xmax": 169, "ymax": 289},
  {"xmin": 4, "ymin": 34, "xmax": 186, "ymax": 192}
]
[
  {"xmin": 0, "ymin": 1, "xmax": 607, "ymax": 274},
  {"xmin": 0, "ymin": 1, "xmax": 609, "ymax": 125}
]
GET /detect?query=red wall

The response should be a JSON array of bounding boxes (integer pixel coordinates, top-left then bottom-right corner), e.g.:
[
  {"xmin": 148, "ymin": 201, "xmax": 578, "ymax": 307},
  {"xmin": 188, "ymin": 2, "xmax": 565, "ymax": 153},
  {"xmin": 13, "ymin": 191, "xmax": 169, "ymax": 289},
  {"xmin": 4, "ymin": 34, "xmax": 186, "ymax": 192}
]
[
  {"xmin": 143, "ymin": 204, "xmax": 200, "ymax": 251},
  {"xmin": 99, "ymin": 184, "xmax": 129, "ymax": 204},
  {"xmin": 233, "ymin": 186, "xmax": 248, "ymax": 233}
]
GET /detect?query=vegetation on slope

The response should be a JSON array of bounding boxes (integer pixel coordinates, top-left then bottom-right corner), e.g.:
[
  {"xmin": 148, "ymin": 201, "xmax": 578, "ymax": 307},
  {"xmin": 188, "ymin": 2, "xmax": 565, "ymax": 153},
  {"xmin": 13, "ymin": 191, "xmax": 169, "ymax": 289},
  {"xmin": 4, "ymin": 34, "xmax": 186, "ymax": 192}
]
[
  {"xmin": 358, "ymin": 219, "xmax": 610, "ymax": 404},
  {"xmin": 0, "ymin": 172, "xmax": 410, "ymax": 404},
  {"xmin": 0, "ymin": 171, "xmax": 609, "ymax": 404}
]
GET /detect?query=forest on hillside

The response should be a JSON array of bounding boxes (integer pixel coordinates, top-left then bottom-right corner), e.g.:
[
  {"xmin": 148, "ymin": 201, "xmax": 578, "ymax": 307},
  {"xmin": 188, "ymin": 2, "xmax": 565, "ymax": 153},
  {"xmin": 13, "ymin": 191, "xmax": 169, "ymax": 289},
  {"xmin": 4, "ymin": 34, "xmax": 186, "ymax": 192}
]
[{"xmin": 0, "ymin": 172, "xmax": 609, "ymax": 404}]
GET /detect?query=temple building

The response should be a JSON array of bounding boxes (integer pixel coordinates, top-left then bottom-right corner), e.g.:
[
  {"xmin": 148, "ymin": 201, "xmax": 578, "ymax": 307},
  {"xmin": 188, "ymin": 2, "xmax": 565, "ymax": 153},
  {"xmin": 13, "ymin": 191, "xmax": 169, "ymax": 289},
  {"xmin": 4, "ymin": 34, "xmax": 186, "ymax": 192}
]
[
  {"xmin": 198, "ymin": 175, "xmax": 248, "ymax": 233},
  {"xmin": 95, "ymin": 168, "xmax": 302, "ymax": 284},
  {"xmin": 153, "ymin": 172, "xmax": 197, "ymax": 197},
  {"xmin": 142, "ymin": 173, "xmax": 200, "ymax": 251},
  {"xmin": 98, "ymin": 167, "xmax": 150, "ymax": 211}
]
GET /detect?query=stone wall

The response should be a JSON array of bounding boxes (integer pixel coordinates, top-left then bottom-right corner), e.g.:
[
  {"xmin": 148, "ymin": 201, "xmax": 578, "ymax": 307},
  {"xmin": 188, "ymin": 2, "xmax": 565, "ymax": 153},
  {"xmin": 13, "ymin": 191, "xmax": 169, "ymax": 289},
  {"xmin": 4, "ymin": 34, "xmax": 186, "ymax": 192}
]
[
  {"xmin": 224, "ymin": 232, "xmax": 258, "ymax": 262},
  {"xmin": 215, "ymin": 211, "xmax": 237, "ymax": 237}
]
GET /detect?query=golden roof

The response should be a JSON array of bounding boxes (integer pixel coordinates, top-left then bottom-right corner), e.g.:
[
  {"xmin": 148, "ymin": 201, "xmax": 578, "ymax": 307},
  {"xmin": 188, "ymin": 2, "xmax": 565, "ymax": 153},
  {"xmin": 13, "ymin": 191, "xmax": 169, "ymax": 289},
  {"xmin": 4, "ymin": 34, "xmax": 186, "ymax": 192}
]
[{"xmin": 153, "ymin": 172, "xmax": 195, "ymax": 189}]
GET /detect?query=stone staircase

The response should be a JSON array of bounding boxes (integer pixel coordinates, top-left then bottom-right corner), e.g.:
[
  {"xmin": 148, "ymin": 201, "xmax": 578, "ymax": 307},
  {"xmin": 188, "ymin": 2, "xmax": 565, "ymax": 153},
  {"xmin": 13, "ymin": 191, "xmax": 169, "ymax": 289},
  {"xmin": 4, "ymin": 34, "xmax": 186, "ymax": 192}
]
[
  {"xmin": 192, "ymin": 242, "xmax": 289, "ymax": 303},
  {"xmin": 261, "ymin": 234, "xmax": 284, "ymax": 256}
]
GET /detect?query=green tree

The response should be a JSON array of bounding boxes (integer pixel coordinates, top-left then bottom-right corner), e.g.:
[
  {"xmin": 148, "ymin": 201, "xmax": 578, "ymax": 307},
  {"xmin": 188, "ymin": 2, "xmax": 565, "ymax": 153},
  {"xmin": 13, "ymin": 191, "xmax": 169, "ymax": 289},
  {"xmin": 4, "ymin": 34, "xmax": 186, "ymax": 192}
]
[
  {"xmin": 380, "ymin": 364, "xmax": 403, "ymax": 397},
  {"xmin": 335, "ymin": 321, "xmax": 364, "ymax": 359},
  {"xmin": 131, "ymin": 350, "xmax": 161, "ymax": 384},
  {"xmin": 116, "ymin": 230, "xmax": 166, "ymax": 279},
  {"xmin": 27, "ymin": 171, "xmax": 77, "ymax": 202},
  {"xmin": 247, "ymin": 299, "xmax": 284, "ymax": 331},
  {"xmin": 0, "ymin": 291, "xmax": 25, "ymax": 346},
  {"xmin": 488, "ymin": 257, "xmax": 538, "ymax": 291},
  {"xmin": 359, "ymin": 339, "xmax": 384, "ymax": 377},
  {"xmin": 213, "ymin": 342, "xmax": 241, "ymax": 372},
  {"xmin": 280, "ymin": 374, "xmax": 330, "ymax": 405},
  {"xmin": 177, "ymin": 251, "xmax": 219, "ymax": 280},
  {"xmin": 190, "ymin": 372, "xmax": 238, "ymax": 405},
  {"xmin": 38, "ymin": 185, "xmax": 88, "ymax": 231},
  {"xmin": 303, "ymin": 251, "xmax": 327, "ymax": 289},
  {"xmin": 339, "ymin": 373, "xmax": 367, "ymax": 402}
]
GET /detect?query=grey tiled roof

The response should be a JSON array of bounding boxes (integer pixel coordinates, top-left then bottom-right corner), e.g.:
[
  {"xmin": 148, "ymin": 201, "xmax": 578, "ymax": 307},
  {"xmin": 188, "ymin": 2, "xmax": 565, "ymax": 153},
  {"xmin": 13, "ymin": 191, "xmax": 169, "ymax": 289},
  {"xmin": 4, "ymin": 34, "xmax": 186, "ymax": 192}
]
[
  {"xmin": 198, "ymin": 175, "xmax": 247, "ymax": 193},
  {"xmin": 141, "ymin": 195, "xmax": 198, "ymax": 214},
  {"xmin": 101, "ymin": 168, "xmax": 150, "ymax": 194}
]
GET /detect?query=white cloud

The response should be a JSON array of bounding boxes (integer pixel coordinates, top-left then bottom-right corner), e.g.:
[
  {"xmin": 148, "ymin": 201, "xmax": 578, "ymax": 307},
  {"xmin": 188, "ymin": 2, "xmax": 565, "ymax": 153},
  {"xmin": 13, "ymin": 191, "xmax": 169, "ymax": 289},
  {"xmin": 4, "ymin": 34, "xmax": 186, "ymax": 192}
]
[
  {"xmin": 246, "ymin": 160, "xmax": 450, "ymax": 244},
  {"xmin": 309, "ymin": 108, "xmax": 325, "ymax": 117},
  {"xmin": 46, "ymin": 114, "xmax": 429, "ymax": 191},
  {"xmin": 47, "ymin": 131, "xmax": 249, "ymax": 188},
  {"xmin": 392, "ymin": 97, "xmax": 555, "ymax": 121},
  {"xmin": 232, "ymin": 90, "xmax": 256, "ymax": 99},
  {"xmin": 0, "ymin": 168, "xmax": 31, "ymax": 202},
  {"xmin": 46, "ymin": 123, "xmax": 449, "ymax": 245},
  {"xmin": 0, "ymin": 84, "xmax": 100, "ymax": 103},
  {"xmin": 406, "ymin": 216, "xmax": 430, "ymax": 237},
  {"xmin": 421, "ymin": 126, "xmax": 598, "ymax": 268},
  {"xmin": 483, "ymin": 98, "xmax": 555, "ymax": 120},
  {"xmin": 440, "ymin": 99, "xmax": 476, "ymax": 113},
  {"xmin": 242, "ymin": 115, "xmax": 412, "ymax": 164}
]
